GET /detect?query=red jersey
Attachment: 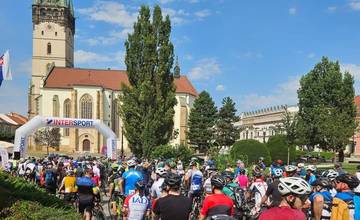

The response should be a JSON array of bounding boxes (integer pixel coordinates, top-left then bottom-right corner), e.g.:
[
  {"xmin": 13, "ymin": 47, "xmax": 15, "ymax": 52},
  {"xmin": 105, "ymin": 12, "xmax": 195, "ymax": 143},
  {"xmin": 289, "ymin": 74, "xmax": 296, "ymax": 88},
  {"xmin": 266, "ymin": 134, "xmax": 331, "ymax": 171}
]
[
  {"xmin": 259, "ymin": 206, "xmax": 306, "ymax": 220},
  {"xmin": 200, "ymin": 193, "xmax": 234, "ymax": 217}
]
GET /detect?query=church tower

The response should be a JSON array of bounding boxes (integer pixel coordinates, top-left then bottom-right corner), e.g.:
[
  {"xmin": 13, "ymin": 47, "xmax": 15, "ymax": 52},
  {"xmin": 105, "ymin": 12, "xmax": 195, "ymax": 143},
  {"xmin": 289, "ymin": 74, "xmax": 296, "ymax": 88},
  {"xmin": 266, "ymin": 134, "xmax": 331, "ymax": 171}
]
[{"xmin": 29, "ymin": 0, "xmax": 75, "ymax": 118}]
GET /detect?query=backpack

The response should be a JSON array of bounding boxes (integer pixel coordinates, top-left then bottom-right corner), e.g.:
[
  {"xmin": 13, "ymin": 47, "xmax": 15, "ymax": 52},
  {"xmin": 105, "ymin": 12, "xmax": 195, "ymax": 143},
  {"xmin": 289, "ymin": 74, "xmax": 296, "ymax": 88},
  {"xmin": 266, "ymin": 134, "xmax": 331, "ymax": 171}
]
[
  {"xmin": 190, "ymin": 172, "xmax": 202, "ymax": 194},
  {"xmin": 331, "ymin": 197, "xmax": 350, "ymax": 220},
  {"xmin": 230, "ymin": 186, "xmax": 245, "ymax": 209},
  {"xmin": 45, "ymin": 170, "xmax": 55, "ymax": 186}
]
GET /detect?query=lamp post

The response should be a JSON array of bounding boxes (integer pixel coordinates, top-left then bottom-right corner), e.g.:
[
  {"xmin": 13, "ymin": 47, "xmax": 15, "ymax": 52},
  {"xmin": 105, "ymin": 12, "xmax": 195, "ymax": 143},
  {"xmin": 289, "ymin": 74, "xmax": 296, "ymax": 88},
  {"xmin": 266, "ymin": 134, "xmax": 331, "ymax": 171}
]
[{"xmin": 121, "ymin": 127, "xmax": 124, "ymax": 159}]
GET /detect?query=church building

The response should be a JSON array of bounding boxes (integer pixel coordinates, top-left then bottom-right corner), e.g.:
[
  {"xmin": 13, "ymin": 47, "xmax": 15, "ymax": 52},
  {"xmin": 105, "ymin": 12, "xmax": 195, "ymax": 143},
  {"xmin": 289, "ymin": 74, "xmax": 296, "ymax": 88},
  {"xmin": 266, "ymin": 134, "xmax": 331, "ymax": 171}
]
[{"xmin": 28, "ymin": 0, "xmax": 197, "ymax": 154}]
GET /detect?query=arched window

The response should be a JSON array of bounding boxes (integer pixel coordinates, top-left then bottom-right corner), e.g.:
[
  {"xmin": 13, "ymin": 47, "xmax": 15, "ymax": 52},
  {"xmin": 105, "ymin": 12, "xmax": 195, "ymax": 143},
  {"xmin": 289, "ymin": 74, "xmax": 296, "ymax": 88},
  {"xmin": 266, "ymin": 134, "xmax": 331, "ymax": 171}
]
[
  {"xmin": 52, "ymin": 95, "xmax": 59, "ymax": 117},
  {"xmin": 80, "ymin": 94, "xmax": 93, "ymax": 119},
  {"xmin": 63, "ymin": 99, "xmax": 71, "ymax": 136},
  {"xmin": 47, "ymin": 42, "xmax": 51, "ymax": 55}
]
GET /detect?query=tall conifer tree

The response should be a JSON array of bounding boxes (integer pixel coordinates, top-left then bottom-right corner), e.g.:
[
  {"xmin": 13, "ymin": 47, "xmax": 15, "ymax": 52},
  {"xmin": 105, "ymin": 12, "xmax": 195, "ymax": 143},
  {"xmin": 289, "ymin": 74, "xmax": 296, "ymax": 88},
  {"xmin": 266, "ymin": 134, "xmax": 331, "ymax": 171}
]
[{"xmin": 120, "ymin": 5, "xmax": 177, "ymax": 157}]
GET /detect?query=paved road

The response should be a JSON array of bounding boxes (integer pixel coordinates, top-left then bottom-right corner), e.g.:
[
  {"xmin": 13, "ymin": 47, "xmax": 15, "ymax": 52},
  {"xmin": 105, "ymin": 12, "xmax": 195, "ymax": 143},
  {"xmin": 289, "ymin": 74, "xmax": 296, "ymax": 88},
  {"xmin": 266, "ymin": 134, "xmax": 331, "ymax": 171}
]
[{"xmin": 101, "ymin": 192, "xmax": 111, "ymax": 220}]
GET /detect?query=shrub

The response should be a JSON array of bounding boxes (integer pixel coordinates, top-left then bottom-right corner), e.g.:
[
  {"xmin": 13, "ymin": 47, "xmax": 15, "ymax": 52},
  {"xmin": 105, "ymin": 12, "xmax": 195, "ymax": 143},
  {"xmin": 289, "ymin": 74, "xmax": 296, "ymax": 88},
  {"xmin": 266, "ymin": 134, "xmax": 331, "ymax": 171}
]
[
  {"xmin": 230, "ymin": 140, "xmax": 271, "ymax": 165},
  {"xmin": 151, "ymin": 144, "xmax": 194, "ymax": 162},
  {"xmin": 267, "ymin": 134, "xmax": 296, "ymax": 164}
]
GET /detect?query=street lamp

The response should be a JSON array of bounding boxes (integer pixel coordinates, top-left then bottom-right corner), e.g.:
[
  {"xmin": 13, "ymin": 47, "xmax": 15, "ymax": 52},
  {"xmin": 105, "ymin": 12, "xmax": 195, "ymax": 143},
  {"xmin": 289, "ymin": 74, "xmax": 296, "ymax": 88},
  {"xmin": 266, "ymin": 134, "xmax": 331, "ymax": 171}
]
[{"xmin": 121, "ymin": 127, "xmax": 124, "ymax": 159}]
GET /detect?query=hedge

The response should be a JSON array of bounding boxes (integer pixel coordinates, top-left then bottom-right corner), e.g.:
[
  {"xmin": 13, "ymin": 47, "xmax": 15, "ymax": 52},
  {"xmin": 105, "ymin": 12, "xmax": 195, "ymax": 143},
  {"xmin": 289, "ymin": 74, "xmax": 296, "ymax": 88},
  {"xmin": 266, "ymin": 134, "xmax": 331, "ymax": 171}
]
[
  {"xmin": 295, "ymin": 150, "xmax": 335, "ymax": 160},
  {"xmin": 150, "ymin": 144, "xmax": 194, "ymax": 162},
  {"xmin": 267, "ymin": 134, "xmax": 296, "ymax": 164},
  {"xmin": 230, "ymin": 139, "xmax": 271, "ymax": 165}
]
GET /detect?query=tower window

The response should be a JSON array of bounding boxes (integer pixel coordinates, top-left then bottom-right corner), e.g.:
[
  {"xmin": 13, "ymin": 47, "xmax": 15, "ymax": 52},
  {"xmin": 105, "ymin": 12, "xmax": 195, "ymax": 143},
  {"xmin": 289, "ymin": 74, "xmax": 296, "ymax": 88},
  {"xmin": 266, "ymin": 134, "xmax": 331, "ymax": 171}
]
[
  {"xmin": 55, "ymin": 32, "xmax": 57, "ymax": 37},
  {"xmin": 41, "ymin": 31, "xmax": 44, "ymax": 35},
  {"xmin": 47, "ymin": 43, "xmax": 51, "ymax": 55}
]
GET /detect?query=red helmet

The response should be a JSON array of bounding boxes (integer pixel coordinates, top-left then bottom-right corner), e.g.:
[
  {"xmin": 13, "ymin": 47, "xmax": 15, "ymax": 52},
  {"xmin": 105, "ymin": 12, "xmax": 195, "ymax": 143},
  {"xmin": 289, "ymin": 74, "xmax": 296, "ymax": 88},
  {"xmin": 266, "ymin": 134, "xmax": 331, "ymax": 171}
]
[{"xmin": 276, "ymin": 160, "xmax": 283, "ymax": 165}]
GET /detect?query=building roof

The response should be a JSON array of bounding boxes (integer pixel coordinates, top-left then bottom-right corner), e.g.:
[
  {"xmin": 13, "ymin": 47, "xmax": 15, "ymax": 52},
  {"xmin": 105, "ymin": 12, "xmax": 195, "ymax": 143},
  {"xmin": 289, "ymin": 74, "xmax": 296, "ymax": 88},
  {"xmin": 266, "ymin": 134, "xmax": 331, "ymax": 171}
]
[
  {"xmin": 355, "ymin": 96, "xmax": 360, "ymax": 106},
  {"xmin": 43, "ymin": 67, "xmax": 198, "ymax": 96},
  {"xmin": 0, "ymin": 113, "xmax": 28, "ymax": 126}
]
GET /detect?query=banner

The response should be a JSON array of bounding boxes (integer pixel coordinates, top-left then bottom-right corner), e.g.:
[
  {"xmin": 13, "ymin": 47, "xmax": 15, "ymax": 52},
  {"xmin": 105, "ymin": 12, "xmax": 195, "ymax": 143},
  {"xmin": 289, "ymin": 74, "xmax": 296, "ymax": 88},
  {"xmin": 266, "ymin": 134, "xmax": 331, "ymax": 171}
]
[{"xmin": 0, "ymin": 148, "xmax": 8, "ymax": 169}]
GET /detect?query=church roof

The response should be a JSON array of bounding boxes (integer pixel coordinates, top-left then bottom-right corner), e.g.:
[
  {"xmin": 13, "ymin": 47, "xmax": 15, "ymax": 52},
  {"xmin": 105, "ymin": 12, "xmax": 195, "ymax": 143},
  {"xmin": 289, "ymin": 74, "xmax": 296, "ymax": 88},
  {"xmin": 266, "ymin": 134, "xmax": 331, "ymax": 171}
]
[{"xmin": 43, "ymin": 67, "xmax": 198, "ymax": 96}]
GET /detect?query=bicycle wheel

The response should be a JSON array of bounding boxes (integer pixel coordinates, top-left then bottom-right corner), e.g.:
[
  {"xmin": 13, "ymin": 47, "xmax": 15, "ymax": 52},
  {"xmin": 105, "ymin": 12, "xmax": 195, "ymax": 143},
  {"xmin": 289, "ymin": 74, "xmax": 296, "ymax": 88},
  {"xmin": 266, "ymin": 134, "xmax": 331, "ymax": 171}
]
[{"xmin": 92, "ymin": 209, "xmax": 106, "ymax": 220}]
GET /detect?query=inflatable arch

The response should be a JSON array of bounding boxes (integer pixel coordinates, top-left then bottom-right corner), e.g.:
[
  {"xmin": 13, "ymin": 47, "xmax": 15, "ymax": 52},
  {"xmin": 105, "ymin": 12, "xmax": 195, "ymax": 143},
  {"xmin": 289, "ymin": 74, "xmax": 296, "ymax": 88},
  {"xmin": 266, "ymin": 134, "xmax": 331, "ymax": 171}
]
[{"xmin": 13, "ymin": 116, "xmax": 117, "ymax": 159}]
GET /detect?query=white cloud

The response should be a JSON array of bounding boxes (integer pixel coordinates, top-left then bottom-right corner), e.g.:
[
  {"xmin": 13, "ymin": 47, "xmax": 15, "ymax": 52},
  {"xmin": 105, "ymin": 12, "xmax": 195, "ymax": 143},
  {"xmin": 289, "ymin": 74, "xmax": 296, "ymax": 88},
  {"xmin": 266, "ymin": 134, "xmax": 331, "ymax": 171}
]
[
  {"xmin": 83, "ymin": 29, "xmax": 132, "ymax": 46},
  {"xmin": 289, "ymin": 7, "xmax": 297, "ymax": 15},
  {"xmin": 74, "ymin": 50, "xmax": 125, "ymax": 66},
  {"xmin": 184, "ymin": 54, "xmax": 193, "ymax": 60},
  {"xmin": 307, "ymin": 53, "xmax": 316, "ymax": 59},
  {"xmin": 162, "ymin": 8, "xmax": 190, "ymax": 25},
  {"xmin": 239, "ymin": 76, "xmax": 300, "ymax": 111},
  {"xmin": 216, "ymin": 84, "xmax": 225, "ymax": 91},
  {"xmin": 349, "ymin": 1, "xmax": 360, "ymax": 10},
  {"xmin": 327, "ymin": 6, "xmax": 337, "ymax": 12},
  {"xmin": 189, "ymin": 58, "xmax": 221, "ymax": 80},
  {"xmin": 194, "ymin": 9, "xmax": 211, "ymax": 18},
  {"xmin": 341, "ymin": 63, "xmax": 360, "ymax": 81},
  {"xmin": 78, "ymin": 1, "xmax": 137, "ymax": 27}
]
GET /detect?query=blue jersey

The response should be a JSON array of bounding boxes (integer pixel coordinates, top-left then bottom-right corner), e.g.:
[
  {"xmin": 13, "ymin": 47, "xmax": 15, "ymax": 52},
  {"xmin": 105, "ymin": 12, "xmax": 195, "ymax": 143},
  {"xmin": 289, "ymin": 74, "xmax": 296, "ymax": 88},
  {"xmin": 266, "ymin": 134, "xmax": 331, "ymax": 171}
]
[
  {"xmin": 122, "ymin": 169, "xmax": 143, "ymax": 195},
  {"xmin": 308, "ymin": 174, "xmax": 316, "ymax": 185}
]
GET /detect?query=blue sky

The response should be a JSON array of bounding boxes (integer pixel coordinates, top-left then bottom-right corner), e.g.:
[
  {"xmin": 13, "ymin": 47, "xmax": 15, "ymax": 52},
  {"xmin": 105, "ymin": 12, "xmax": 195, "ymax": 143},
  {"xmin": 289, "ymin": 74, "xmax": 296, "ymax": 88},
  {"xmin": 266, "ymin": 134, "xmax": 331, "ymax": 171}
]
[{"xmin": 1, "ymin": 0, "xmax": 360, "ymax": 116}]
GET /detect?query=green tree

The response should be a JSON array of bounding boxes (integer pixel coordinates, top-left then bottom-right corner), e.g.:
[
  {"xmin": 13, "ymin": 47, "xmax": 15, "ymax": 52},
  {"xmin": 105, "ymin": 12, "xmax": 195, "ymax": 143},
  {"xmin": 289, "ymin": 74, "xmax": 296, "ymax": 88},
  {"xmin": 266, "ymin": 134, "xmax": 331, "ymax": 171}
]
[
  {"xmin": 119, "ymin": 5, "xmax": 177, "ymax": 157},
  {"xmin": 231, "ymin": 139, "xmax": 271, "ymax": 165},
  {"xmin": 33, "ymin": 128, "xmax": 61, "ymax": 155},
  {"xmin": 187, "ymin": 91, "xmax": 217, "ymax": 153},
  {"xmin": 215, "ymin": 97, "xmax": 239, "ymax": 148},
  {"xmin": 267, "ymin": 134, "xmax": 296, "ymax": 164},
  {"xmin": 297, "ymin": 57, "xmax": 357, "ymax": 156}
]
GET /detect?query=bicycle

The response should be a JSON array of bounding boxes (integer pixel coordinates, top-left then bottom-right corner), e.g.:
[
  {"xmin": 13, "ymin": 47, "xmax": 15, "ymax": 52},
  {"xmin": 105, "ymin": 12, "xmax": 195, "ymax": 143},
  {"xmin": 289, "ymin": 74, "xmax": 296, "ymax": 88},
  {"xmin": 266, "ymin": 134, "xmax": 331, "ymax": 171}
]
[
  {"xmin": 92, "ymin": 197, "xmax": 106, "ymax": 220},
  {"xmin": 190, "ymin": 195, "xmax": 203, "ymax": 220},
  {"xmin": 108, "ymin": 192, "xmax": 125, "ymax": 220}
]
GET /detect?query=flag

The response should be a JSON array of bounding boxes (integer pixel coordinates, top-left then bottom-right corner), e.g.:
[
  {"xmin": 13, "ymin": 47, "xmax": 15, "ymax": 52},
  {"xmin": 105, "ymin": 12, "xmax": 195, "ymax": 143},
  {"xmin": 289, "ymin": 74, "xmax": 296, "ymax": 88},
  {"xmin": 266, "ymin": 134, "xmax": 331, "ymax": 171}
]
[{"xmin": 0, "ymin": 50, "xmax": 12, "ymax": 87}]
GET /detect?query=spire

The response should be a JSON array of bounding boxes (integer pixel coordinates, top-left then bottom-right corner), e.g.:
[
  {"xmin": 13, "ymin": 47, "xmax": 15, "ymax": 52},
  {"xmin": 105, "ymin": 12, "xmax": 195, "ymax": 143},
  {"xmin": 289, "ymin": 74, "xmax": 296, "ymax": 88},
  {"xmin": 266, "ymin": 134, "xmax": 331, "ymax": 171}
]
[{"xmin": 174, "ymin": 56, "xmax": 180, "ymax": 78}]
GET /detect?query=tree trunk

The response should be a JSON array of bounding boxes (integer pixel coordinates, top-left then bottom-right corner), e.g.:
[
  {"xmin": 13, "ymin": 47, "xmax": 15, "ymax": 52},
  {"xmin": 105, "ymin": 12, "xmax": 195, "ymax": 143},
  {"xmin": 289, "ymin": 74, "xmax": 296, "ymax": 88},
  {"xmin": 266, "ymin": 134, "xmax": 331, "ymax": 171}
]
[
  {"xmin": 338, "ymin": 149, "xmax": 344, "ymax": 162},
  {"xmin": 47, "ymin": 146, "xmax": 49, "ymax": 155}
]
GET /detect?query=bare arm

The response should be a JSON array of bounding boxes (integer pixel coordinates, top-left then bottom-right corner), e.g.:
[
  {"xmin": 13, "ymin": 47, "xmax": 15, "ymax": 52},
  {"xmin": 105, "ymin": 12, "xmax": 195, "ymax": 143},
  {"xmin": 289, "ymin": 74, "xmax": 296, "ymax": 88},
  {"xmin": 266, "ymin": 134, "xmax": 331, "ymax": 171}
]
[
  {"xmin": 313, "ymin": 195, "xmax": 324, "ymax": 220},
  {"xmin": 198, "ymin": 214, "xmax": 206, "ymax": 220}
]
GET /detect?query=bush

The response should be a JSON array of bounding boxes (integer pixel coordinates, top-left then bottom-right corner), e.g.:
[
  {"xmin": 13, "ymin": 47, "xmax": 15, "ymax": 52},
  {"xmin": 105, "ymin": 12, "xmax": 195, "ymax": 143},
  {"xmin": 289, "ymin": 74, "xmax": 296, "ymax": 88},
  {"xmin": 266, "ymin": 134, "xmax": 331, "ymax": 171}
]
[
  {"xmin": 151, "ymin": 144, "xmax": 194, "ymax": 162},
  {"xmin": 295, "ymin": 150, "xmax": 335, "ymax": 160},
  {"xmin": 230, "ymin": 140, "xmax": 271, "ymax": 165},
  {"xmin": 267, "ymin": 134, "xmax": 296, "ymax": 164}
]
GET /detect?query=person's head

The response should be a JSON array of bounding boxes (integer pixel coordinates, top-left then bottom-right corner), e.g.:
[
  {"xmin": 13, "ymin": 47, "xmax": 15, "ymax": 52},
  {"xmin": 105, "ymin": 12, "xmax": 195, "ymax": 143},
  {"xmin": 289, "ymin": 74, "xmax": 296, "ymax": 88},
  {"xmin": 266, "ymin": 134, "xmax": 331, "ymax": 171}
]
[
  {"xmin": 285, "ymin": 165, "xmax": 297, "ymax": 177},
  {"xmin": 236, "ymin": 160, "xmax": 242, "ymax": 167},
  {"xmin": 276, "ymin": 159, "xmax": 283, "ymax": 166},
  {"xmin": 321, "ymin": 169, "xmax": 338, "ymax": 183},
  {"xmin": 311, "ymin": 177, "xmax": 331, "ymax": 192},
  {"xmin": 306, "ymin": 165, "xmax": 316, "ymax": 174},
  {"xmin": 273, "ymin": 168, "xmax": 283, "ymax": 179},
  {"xmin": 156, "ymin": 167, "xmax": 167, "ymax": 179},
  {"xmin": 222, "ymin": 171, "xmax": 234, "ymax": 183},
  {"xmin": 164, "ymin": 172, "xmax": 182, "ymax": 192},
  {"xmin": 66, "ymin": 169, "xmax": 75, "ymax": 176},
  {"xmin": 240, "ymin": 169, "xmax": 246, "ymax": 175},
  {"xmin": 135, "ymin": 180, "xmax": 145, "ymax": 195},
  {"xmin": 111, "ymin": 163, "xmax": 119, "ymax": 172},
  {"xmin": 253, "ymin": 171, "xmax": 263, "ymax": 179},
  {"xmin": 211, "ymin": 175, "xmax": 226, "ymax": 193},
  {"xmin": 278, "ymin": 177, "xmax": 311, "ymax": 209},
  {"xmin": 85, "ymin": 168, "xmax": 94, "ymax": 177},
  {"xmin": 190, "ymin": 161, "xmax": 197, "ymax": 170},
  {"xmin": 335, "ymin": 174, "xmax": 360, "ymax": 192},
  {"xmin": 169, "ymin": 161, "xmax": 177, "ymax": 170},
  {"xmin": 297, "ymin": 163, "xmax": 305, "ymax": 169},
  {"xmin": 127, "ymin": 159, "xmax": 136, "ymax": 169},
  {"xmin": 334, "ymin": 163, "xmax": 342, "ymax": 169}
]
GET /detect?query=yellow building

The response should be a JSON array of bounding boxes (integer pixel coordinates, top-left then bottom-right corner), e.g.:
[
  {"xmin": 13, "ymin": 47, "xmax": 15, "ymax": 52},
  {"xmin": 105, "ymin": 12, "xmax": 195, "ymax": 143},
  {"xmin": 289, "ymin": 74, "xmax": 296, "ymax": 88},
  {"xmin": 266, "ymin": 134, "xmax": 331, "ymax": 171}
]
[{"xmin": 28, "ymin": 0, "xmax": 197, "ymax": 154}]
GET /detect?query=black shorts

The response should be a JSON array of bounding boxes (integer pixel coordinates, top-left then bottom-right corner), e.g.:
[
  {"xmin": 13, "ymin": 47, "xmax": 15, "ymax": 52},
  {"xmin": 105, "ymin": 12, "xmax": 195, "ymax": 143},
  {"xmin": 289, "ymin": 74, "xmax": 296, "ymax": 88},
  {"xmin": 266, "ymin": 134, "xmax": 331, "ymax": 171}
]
[{"xmin": 79, "ymin": 200, "xmax": 94, "ymax": 214}]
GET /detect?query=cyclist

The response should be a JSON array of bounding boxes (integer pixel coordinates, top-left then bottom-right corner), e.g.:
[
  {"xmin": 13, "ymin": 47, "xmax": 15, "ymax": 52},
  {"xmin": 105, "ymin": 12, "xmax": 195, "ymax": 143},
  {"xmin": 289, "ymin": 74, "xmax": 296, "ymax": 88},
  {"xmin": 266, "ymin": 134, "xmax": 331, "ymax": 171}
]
[
  {"xmin": 284, "ymin": 165, "xmax": 298, "ymax": 177},
  {"xmin": 320, "ymin": 169, "xmax": 338, "ymax": 197},
  {"xmin": 153, "ymin": 173, "xmax": 192, "ymax": 220},
  {"xmin": 58, "ymin": 169, "xmax": 77, "ymax": 202},
  {"xmin": 237, "ymin": 169, "xmax": 248, "ymax": 189},
  {"xmin": 76, "ymin": 168, "xmax": 98, "ymax": 220},
  {"xmin": 204, "ymin": 167, "xmax": 218, "ymax": 195},
  {"xmin": 120, "ymin": 159, "xmax": 143, "ymax": 196},
  {"xmin": 185, "ymin": 161, "xmax": 203, "ymax": 201},
  {"xmin": 305, "ymin": 165, "xmax": 317, "ymax": 185},
  {"xmin": 150, "ymin": 167, "xmax": 167, "ymax": 199},
  {"xmin": 222, "ymin": 171, "xmax": 239, "ymax": 201},
  {"xmin": 259, "ymin": 177, "xmax": 311, "ymax": 220},
  {"xmin": 44, "ymin": 161, "xmax": 58, "ymax": 194},
  {"xmin": 334, "ymin": 174, "xmax": 360, "ymax": 219},
  {"xmin": 261, "ymin": 168, "xmax": 283, "ymax": 207},
  {"xmin": 258, "ymin": 157, "xmax": 266, "ymax": 171},
  {"xmin": 199, "ymin": 175, "xmax": 234, "ymax": 220},
  {"xmin": 249, "ymin": 171, "xmax": 268, "ymax": 213},
  {"xmin": 123, "ymin": 181, "xmax": 151, "ymax": 220},
  {"xmin": 297, "ymin": 163, "xmax": 306, "ymax": 178},
  {"xmin": 108, "ymin": 163, "xmax": 123, "ymax": 219},
  {"xmin": 308, "ymin": 177, "xmax": 333, "ymax": 220}
]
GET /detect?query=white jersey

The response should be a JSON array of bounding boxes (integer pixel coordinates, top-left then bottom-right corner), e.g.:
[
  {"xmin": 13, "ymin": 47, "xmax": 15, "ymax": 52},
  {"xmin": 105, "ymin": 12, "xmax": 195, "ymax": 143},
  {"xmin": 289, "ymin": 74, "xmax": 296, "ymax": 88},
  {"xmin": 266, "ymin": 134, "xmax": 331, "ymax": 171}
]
[
  {"xmin": 250, "ymin": 179, "xmax": 268, "ymax": 207},
  {"xmin": 150, "ymin": 178, "xmax": 164, "ymax": 199}
]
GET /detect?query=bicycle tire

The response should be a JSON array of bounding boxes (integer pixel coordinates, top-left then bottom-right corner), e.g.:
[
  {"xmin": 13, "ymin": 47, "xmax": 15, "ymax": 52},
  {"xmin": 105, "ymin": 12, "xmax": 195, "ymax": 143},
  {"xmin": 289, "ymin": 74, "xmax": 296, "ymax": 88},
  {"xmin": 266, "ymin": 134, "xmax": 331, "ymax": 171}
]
[{"xmin": 92, "ymin": 209, "xmax": 106, "ymax": 220}]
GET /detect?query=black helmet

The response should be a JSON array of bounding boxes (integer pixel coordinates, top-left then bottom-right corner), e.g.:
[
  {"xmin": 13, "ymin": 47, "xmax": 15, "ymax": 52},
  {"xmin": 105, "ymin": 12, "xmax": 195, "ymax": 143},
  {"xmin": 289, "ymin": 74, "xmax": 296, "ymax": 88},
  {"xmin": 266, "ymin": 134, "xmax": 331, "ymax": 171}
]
[
  {"xmin": 253, "ymin": 171, "xmax": 262, "ymax": 178},
  {"xmin": 336, "ymin": 174, "xmax": 360, "ymax": 189},
  {"xmin": 164, "ymin": 173, "xmax": 182, "ymax": 188},
  {"xmin": 211, "ymin": 175, "xmax": 225, "ymax": 189},
  {"xmin": 311, "ymin": 177, "xmax": 331, "ymax": 188},
  {"xmin": 135, "ymin": 180, "xmax": 145, "ymax": 190},
  {"xmin": 222, "ymin": 171, "xmax": 234, "ymax": 180}
]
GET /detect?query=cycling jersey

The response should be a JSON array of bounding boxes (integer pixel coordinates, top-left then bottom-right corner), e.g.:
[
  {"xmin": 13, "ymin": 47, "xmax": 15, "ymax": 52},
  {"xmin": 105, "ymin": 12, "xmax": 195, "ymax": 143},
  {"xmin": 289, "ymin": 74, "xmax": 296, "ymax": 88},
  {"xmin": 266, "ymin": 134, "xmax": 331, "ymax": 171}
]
[
  {"xmin": 250, "ymin": 179, "xmax": 268, "ymax": 208},
  {"xmin": 63, "ymin": 176, "xmax": 77, "ymax": 193},
  {"xmin": 200, "ymin": 194, "xmax": 234, "ymax": 217},
  {"xmin": 122, "ymin": 168, "xmax": 143, "ymax": 196},
  {"xmin": 259, "ymin": 206, "xmax": 306, "ymax": 220},
  {"xmin": 237, "ymin": 174, "xmax": 248, "ymax": 189},
  {"xmin": 153, "ymin": 194, "xmax": 192, "ymax": 220},
  {"xmin": 308, "ymin": 191, "xmax": 332, "ymax": 220},
  {"xmin": 123, "ymin": 192, "xmax": 151, "ymax": 220},
  {"xmin": 76, "ymin": 176, "xmax": 96, "ymax": 214},
  {"xmin": 265, "ymin": 180, "xmax": 282, "ymax": 207},
  {"xmin": 150, "ymin": 178, "xmax": 164, "ymax": 199},
  {"xmin": 223, "ymin": 182, "xmax": 239, "ymax": 201}
]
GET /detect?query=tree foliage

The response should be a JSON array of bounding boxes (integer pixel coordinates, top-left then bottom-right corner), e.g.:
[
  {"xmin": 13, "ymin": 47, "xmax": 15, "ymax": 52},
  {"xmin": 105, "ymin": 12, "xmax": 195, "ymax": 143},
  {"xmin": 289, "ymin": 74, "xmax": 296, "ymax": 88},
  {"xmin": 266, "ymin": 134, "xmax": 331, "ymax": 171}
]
[
  {"xmin": 119, "ymin": 5, "xmax": 177, "ymax": 157},
  {"xmin": 297, "ymin": 57, "xmax": 357, "ymax": 152},
  {"xmin": 34, "ymin": 128, "xmax": 61, "ymax": 155},
  {"xmin": 230, "ymin": 139, "xmax": 271, "ymax": 165},
  {"xmin": 187, "ymin": 91, "xmax": 217, "ymax": 153},
  {"xmin": 150, "ymin": 144, "xmax": 194, "ymax": 162},
  {"xmin": 267, "ymin": 134, "xmax": 296, "ymax": 164},
  {"xmin": 215, "ymin": 97, "xmax": 239, "ymax": 148}
]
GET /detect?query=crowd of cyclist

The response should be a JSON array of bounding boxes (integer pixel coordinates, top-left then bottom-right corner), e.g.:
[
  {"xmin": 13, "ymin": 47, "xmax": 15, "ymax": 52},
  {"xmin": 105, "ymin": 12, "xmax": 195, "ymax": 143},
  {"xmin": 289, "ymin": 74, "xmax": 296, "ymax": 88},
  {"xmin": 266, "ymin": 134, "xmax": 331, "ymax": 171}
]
[{"xmin": 3, "ymin": 154, "xmax": 360, "ymax": 220}]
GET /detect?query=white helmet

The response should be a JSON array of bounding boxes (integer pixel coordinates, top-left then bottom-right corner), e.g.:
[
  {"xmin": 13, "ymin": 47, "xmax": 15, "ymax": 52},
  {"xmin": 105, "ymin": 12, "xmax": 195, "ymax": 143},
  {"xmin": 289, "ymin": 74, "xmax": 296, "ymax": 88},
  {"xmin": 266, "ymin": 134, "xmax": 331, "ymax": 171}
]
[
  {"xmin": 321, "ymin": 169, "xmax": 339, "ymax": 180},
  {"xmin": 156, "ymin": 167, "xmax": 167, "ymax": 177},
  {"xmin": 306, "ymin": 165, "xmax": 316, "ymax": 172},
  {"xmin": 297, "ymin": 163, "xmax": 305, "ymax": 168},
  {"xmin": 278, "ymin": 177, "xmax": 311, "ymax": 196},
  {"xmin": 273, "ymin": 168, "xmax": 284, "ymax": 177},
  {"xmin": 127, "ymin": 159, "xmax": 137, "ymax": 167},
  {"xmin": 285, "ymin": 165, "xmax": 297, "ymax": 173}
]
